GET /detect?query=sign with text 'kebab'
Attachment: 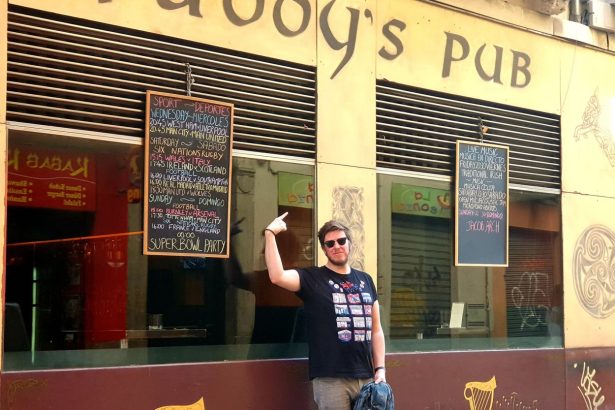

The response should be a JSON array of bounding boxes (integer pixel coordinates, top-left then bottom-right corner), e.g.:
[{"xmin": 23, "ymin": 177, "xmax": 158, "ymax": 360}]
[{"xmin": 7, "ymin": 146, "xmax": 96, "ymax": 211}]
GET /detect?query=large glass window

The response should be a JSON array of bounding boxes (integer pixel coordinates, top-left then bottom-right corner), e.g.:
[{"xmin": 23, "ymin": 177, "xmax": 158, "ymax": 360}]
[
  {"xmin": 377, "ymin": 174, "xmax": 562, "ymax": 351},
  {"xmin": 3, "ymin": 133, "xmax": 314, "ymax": 370}
]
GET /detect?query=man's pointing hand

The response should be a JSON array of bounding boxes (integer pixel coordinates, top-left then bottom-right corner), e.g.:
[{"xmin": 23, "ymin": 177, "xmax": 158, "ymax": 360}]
[{"xmin": 265, "ymin": 212, "xmax": 288, "ymax": 235}]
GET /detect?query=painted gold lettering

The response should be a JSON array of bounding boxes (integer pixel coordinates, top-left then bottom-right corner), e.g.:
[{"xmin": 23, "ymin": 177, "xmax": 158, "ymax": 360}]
[
  {"xmin": 39, "ymin": 156, "xmax": 53, "ymax": 170},
  {"xmin": 8, "ymin": 148, "xmax": 19, "ymax": 171},
  {"xmin": 223, "ymin": 0, "xmax": 264, "ymax": 26},
  {"xmin": 442, "ymin": 32, "xmax": 469, "ymax": 78},
  {"xmin": 157, "ymin": 0, "xmax": 202, "ymax": 18},
  {"xmin": 474, "ymin": 44, "xmax": 503, "ymax": 84},
  {"xmin": 511, "ymin": 50, "xmax": 531, "ymax": 88},
  {"xmin": 320, "ymin": 0, "xmax": 359, "ymax": 79},
  {"xmin": 320, "ymin": 0, "xmax": 360, "ymax": 79},
  {"xmin": 50, "ymin": 156, "xmax": 63, "ymax": 172},
  {"xmin": 69, "ymin": 157, "xmax": 89, "ymax": 178},
  {"xmin": 273, "ymin": 0, "xmax": 311, "ymax": 37},
  {"xmin": 379, "ymin": 19, "xmax": 405, "ymax": 60},
  {"xmin": 26, "ymin": 153, "xmax": 39, "ymax": 169}
]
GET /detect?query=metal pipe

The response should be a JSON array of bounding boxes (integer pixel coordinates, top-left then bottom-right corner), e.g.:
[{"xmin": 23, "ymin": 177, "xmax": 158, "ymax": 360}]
[{"xmin": 570, "ymin": 0, "xmax": 582, "ymax": 22}]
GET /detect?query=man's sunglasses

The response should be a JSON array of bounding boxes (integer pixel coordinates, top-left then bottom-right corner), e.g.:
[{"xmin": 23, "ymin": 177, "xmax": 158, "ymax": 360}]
[{"xmin": 324, "ymin": 237, "xmax": 348, "ymax": 248}]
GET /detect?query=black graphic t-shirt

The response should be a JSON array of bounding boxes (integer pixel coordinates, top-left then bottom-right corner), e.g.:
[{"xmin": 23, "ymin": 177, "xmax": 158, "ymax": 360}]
[{"xmin": 296, "ymin": 266, "xmax": 378, "ymax": 379}]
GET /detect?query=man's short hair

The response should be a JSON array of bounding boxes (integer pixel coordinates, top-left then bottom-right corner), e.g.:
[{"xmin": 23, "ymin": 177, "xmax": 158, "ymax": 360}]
[{"xmin": 317, "ymin": 220, "xmax": 352, "ymax": 247}]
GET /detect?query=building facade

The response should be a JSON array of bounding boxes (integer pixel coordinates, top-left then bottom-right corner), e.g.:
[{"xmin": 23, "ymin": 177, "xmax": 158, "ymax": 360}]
[{"xmin": 1, "ymin": 0, "xmax": 615, "ymax": 409}]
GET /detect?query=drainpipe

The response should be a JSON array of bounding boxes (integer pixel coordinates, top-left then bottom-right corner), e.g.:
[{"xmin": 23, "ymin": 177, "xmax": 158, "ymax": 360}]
[{"xmin": 570, "ymin": 0, "xmax": 582, "ymax": 22}]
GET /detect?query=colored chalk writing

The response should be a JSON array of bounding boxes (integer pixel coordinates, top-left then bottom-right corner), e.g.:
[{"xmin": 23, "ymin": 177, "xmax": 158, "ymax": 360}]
[
  {"xmin": 455, "ymin": 141, "xmax": 508, "ymax": 266},
  {"xmin": 143, "ymin": 91, "xmax": 234, "ymax": 257}
]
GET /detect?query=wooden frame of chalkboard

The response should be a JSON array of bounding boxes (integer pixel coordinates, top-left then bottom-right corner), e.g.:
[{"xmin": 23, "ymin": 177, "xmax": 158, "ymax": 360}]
[
  {"xmin": 143, "ymin": 90, "xmax": 234, "ymax": 258},
  {"xmin": 455, "ymin": 140, "xmax": 509, "ymax": 267}
]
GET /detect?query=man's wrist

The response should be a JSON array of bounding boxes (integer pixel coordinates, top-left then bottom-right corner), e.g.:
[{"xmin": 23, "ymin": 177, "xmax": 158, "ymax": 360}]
[
  {"xmin": 263, "ymin": 228, "xmax": 276, "ymax": 236},
  {"xmin": 374, "ymin": 366, "xmax": 385, "ymax": 372}
]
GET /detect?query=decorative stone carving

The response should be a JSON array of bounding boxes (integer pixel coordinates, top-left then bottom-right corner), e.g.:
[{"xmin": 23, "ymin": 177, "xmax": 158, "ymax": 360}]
[{"xmin": 518, "ymin": 0, "xmax": 567, "ymax": 15}]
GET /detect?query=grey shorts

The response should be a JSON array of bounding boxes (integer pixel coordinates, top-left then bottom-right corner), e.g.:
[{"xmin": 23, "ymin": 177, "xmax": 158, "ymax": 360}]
[{"xmin": 312, "ymin": 377, "xmax": 373, "ymax": 410}]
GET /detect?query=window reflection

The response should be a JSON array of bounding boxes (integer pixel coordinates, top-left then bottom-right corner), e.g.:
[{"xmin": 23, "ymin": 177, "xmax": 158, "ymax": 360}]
[
  {"xmin": 378, "ymin": 174, "xmax": 562, "ymax": 349},
  {"xmin": 4, "ymin": 135, "xmax": 314, "ymax": 369}
]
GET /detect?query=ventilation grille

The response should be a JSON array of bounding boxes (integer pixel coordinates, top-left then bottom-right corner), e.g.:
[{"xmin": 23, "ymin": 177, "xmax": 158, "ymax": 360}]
[
  {"xmin": 7, "ymin": 6, "xmax": 316, "ymax": 158},
  {"xmin": 377, "ymin": 82, "xmax": 560, "ymax": 190}
]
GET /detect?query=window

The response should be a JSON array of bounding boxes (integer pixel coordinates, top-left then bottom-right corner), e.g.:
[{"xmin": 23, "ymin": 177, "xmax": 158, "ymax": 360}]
[
  {"xmin": 377, "ymin": 174, "xmax": 562, "ymax": 351},
  {"xmin": 3, "ymin": 133, "xmax": 314, "ymax": 370}
]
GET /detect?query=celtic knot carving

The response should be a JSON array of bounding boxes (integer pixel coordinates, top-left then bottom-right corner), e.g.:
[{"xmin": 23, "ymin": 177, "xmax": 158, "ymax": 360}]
[
  {"xmin": 574, "ymin": 89, "xmax": 615, "ymax": 167},
  {"xmin": 332, "ymin": 186, "xmax": 365, "ymax": 270},
  {"xmin": 572, "ymin": 225, "xmax": 615, "ymax": 318}
]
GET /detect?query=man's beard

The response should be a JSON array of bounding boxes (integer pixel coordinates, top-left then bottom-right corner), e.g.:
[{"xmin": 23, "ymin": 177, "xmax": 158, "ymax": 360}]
[{"xmin": 327, "ymin": 253, "xmax": 348, "ymax": 266}]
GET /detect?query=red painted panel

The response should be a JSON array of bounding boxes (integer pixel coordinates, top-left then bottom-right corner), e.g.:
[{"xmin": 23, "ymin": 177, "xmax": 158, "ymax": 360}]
[
  {"xmin": 0, "ymin": 349, "xmax": 567, "ymax": 410},
  {"xmin": 566, "ymin": 347, "xmax": 615, "ymax": 410},
  {"xmin": 387, "ymin": 349, "xmax": 565, "ymax": 409},
  {"xmin": 1, "ymin": 360, "xmax": 312, "ymax": 410},
  {"xmin": 83, "ymin": 156, "xmax": 129, "ymax": 346}
]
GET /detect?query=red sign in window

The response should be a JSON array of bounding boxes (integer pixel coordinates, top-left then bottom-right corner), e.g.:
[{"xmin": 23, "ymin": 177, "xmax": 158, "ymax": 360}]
[{"xmin": 7, "ymin": 146, "xmax": 96, "ymax": 211}]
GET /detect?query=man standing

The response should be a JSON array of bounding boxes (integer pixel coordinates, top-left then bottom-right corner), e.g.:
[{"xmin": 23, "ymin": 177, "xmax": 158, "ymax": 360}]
[{"xmin": 264, "ymin": 212, "xmax": 386, "ymax": 410}]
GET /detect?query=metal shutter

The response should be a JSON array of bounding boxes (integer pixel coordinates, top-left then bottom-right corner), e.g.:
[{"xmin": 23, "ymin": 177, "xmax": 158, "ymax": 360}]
[
  {"xmin": 505, "ymin": 228, "xmax": 555, "ymax": 337},
  {"xmin": 390, "ymin": 214, "xmax": 451, "ymax": 339},
  {"xmin": 376, "ymin": 82, "xmax": 560, "ymax": 190},
  {"xmin": 7, "ymin": 5, "xmax": 316, "ymax": 158}
]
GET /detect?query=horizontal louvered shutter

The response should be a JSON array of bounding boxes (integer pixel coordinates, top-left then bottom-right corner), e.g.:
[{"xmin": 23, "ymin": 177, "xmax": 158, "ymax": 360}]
[
  {"xmin": 7, "ymin": 5, "xmax": 316, "ymax": 158},
  {"xmin": 377, "ymin": 82, "xmax": 560, "ymax": 190}
]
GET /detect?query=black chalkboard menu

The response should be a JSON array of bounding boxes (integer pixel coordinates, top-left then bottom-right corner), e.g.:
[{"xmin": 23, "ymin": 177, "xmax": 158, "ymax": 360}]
[
  {"xmin": 143, "ymin": 91, "xmax": 234, "ymax": 258},
  {"xmin": 455, "ymin": 141, "xmax": 509, "ymax": 266}
]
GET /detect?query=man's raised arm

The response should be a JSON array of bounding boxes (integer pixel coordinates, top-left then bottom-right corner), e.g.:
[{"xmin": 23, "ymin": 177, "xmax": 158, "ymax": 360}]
[{"xmin": 264, "ymin": 212, "xmax": 300, "ymax": 292}]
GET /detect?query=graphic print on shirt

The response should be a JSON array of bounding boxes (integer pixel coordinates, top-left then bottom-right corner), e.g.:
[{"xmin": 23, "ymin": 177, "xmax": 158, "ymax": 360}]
[{"xmin": 328, "ymin": 276, "xmax": 373, "ymax": 343}]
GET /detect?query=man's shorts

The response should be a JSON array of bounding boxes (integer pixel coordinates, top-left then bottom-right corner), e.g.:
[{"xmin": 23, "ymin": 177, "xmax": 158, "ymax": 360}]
[{"xmin": 312, "ymin": 377, "xmax": 373, "ymax": 410}]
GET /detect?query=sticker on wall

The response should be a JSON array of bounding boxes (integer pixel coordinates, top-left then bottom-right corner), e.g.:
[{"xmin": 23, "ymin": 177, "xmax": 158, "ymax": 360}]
[
  {"xmin": 572, "ymin": 225, "xmax": 615, "ymax": 319},
  {"xmin": 155, "ymin": 397, "xmax": 205, "ymax": 410},
  {"xmin": 574, "ymin": 362, "xmax": 606, "ymax": 409},
  {"xmin": 574, "ymin": 89, "xmax": 615, "ymax": 167},
  {"xmin": 332, "ymin": 186, "xmax": 365, "ymax": 270}
]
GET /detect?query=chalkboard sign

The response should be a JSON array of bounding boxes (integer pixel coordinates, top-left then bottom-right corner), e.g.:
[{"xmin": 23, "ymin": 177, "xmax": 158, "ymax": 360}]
[
  {"xmin": 143, "ymin": 91, "xmax": 234, "ymax": 257},
  {"xmin": 455, "ymin": 141, "xmax": 509, "ymax": 266}
]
